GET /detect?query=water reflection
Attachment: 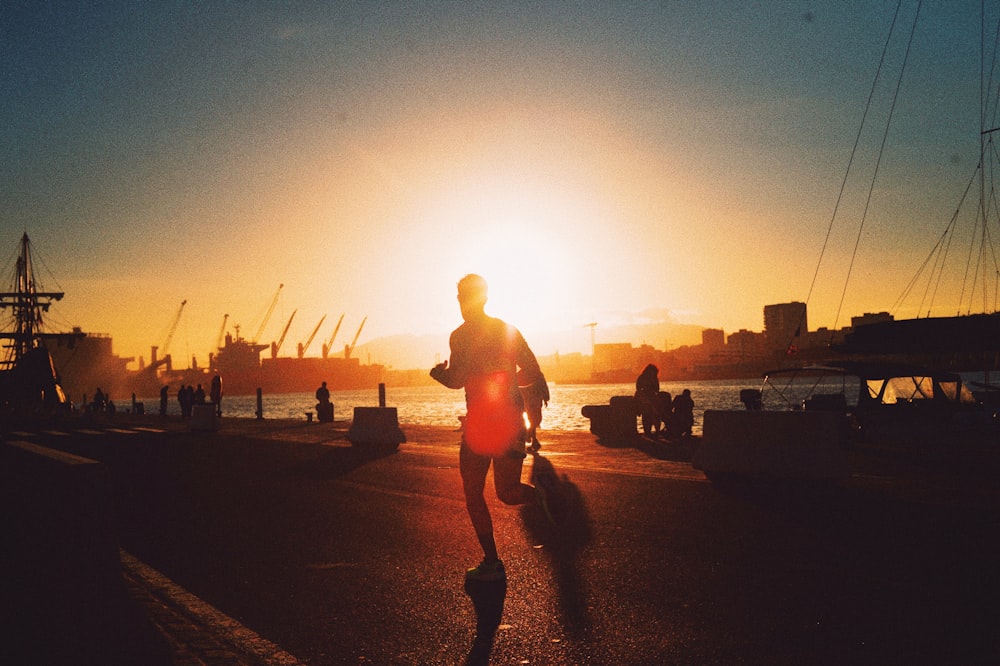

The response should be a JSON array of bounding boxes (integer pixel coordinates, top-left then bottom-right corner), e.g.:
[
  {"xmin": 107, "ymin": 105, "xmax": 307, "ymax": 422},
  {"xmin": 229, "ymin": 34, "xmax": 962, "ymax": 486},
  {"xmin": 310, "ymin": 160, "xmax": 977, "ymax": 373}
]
[{"xmin": 137, "ymin": 377, "xmax": 901, "ymax": 434}]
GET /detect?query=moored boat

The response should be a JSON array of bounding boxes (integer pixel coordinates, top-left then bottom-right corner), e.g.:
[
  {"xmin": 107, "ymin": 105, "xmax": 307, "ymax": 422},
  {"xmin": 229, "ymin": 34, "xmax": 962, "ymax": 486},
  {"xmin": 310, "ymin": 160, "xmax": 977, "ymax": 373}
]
[
  {"xmin": 0, "ymin": 234, "xmax": 76, "ymax": 413},
  {"xmin": 694, "ymin": 360, "xmax": 998, "ymax": 482}
]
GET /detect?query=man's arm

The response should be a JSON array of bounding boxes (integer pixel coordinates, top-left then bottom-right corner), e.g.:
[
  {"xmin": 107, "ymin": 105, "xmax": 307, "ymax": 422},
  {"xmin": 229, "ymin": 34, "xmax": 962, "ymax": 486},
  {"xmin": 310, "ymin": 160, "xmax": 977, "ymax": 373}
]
[
  {"xmin": 430, "ymin": 331, "xmax": 466, "ymax": 389},
  {"xmin": 514, "ymin": 327, "xmax": 542, "ymax": 384}
]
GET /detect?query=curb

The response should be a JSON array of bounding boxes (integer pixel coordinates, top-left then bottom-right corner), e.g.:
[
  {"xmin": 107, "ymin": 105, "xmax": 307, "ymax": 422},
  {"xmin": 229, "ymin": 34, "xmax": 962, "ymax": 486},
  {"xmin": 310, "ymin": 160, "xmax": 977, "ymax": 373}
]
[{"xmin": 120, "ymin": 551, "xmax": 303, "ymax": 666}]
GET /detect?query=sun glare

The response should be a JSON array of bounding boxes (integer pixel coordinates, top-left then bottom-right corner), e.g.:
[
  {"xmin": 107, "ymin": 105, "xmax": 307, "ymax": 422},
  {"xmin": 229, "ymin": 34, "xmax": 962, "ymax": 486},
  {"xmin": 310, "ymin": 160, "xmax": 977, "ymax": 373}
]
[
  {"xmin": 384, "ymin": 101, "xmax": 653, "ymax": 346},
  {"xmin": 433, "ymin": 178, "xmax": 592, "ymax": 338}
]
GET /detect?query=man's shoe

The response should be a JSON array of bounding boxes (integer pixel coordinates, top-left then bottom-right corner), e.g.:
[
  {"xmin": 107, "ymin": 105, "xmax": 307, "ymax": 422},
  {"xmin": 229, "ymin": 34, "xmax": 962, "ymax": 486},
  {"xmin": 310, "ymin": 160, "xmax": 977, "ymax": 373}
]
[{"xmin": 466, "ymin": 559, "xmax": 506, "ymax": 581}]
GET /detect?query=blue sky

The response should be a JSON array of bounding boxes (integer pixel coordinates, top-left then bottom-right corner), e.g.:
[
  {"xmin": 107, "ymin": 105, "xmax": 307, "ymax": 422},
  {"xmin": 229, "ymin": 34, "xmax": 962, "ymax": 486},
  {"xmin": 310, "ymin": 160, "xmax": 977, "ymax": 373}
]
[{"xmin": 2, "ymin": 1, "xmax": 996, "ymax": 367}]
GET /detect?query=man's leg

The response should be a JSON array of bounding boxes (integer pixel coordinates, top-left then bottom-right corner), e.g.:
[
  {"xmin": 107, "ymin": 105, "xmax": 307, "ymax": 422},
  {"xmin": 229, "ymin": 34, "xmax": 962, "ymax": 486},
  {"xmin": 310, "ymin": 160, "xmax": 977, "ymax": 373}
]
[
  {"xmin": 460, "ymin": 443, "xmax": 498, "ymax": 561},
  {"xmin": 492, "ymin": 452, "xmax": 535, "ymax": 506}
]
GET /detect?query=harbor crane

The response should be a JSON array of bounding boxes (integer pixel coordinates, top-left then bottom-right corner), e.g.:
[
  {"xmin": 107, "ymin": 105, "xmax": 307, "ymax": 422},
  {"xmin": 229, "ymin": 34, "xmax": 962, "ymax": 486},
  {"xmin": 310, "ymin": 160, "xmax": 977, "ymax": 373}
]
[
  {"xmin": 584, "ymin": 322, "xmax": 597, "ymax": 373},
  {"xmin": 584, "ymin": 322, "xmax": 597, "ymax": 352},
  {"xmin": 271, "ymin": 309, "xmax": 297, "ymax": 358},
  {"xmin": 253, "ymin": 283, "xmax": 283, "ymax": 344},
  {"xmin": 151, "ymin": 300, "xmax": 186, "ymax": 372},
  {"xmin": 298, "ymin": 315, "xmax": 326, "ymax": 358},
  {"xmin": 322, "ymin": 313, "xmax": 345, "ymax": 359},
  {"xmin": 215, "ymin": 314, "xmax": 229, "ymax": 350},
  {"xmin": 345, "ymin": 316, "xmax": 367, "ymax": 359}
]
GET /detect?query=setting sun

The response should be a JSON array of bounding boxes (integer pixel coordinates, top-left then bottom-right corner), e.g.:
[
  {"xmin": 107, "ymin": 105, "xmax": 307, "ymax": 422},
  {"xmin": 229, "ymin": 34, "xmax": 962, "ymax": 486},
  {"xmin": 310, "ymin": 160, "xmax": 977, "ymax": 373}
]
[{"xmin": 430, "ymin": 179, "xmax": 583, "ymax": 331}]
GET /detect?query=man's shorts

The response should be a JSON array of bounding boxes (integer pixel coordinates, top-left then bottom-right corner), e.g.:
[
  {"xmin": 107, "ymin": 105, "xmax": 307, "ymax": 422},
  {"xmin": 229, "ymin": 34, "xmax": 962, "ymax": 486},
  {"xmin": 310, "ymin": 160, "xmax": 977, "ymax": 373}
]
[{"xmin": 460, "ymin": 435, "xmax": 527, "ymax": 461}]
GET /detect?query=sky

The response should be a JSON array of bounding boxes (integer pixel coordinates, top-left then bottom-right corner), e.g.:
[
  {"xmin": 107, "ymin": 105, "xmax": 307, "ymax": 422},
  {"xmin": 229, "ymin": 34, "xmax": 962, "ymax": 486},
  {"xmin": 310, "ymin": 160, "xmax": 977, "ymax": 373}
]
[{"xmin": 3, "ymin": 1, "xmax": 999, "ymax": 370}]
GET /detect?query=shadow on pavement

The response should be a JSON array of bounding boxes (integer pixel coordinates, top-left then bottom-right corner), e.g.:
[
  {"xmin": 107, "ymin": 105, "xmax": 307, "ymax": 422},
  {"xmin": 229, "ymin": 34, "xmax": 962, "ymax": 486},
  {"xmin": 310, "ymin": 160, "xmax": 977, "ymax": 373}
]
[
  {"xmin": 283, "ymin": 443, "xmax": 398, "ymax": 481},
  {"xmin": 463, "ymin": 576, "xmax": 507, "ymax": 666},
  {"xmin": 634, "ymin": 433, "xmax": 696, "ymax": 462},
  {"xmin": 593, "ymin": 430, "xmax": 696, "ymax": 462},
  {"xmin": 521, "ymin": 451, "xmax": 593, "ymax": 638}
]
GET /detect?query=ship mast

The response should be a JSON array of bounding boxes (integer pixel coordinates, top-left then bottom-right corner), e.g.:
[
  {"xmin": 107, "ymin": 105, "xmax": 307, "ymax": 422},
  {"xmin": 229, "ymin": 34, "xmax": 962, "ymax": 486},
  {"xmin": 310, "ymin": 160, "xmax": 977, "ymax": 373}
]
[{"xmin": 0, "ymin": 233, "xmax": 65, "ymax": 370}]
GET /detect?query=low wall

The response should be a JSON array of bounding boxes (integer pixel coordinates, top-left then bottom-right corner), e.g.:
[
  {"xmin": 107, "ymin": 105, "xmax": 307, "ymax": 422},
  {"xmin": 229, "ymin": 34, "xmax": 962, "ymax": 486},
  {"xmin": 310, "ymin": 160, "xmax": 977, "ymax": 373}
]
[
  {"xmin": 694, "ymin": 410, "xmax": 850, "ymax": 480},
  {"xmin": 581, "ymin": 395, "xmax": 637, "ymax": 440},
  {"xmin": 1, "ymin": 439, "xmax": 165, "ymax": 663}
]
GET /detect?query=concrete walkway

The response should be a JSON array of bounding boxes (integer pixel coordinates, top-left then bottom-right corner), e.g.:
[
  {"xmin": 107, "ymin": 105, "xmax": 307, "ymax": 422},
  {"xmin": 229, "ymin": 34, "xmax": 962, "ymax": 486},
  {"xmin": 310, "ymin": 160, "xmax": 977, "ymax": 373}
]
[{"xmin": 4, "ymin": 412, "xmax": 999, "ymax": 664}]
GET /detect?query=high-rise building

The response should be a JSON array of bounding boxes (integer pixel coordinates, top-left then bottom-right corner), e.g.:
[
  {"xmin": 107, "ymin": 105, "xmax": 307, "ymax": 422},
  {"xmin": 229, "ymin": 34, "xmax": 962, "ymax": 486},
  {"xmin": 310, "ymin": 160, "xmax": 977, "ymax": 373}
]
[
  {"xmin": 701, "ymin": 328, "xmax": 725, "ymax": 350},
  {"xmin": 763, "ymin": 302, "xmax": 807, "ymax": 350}
]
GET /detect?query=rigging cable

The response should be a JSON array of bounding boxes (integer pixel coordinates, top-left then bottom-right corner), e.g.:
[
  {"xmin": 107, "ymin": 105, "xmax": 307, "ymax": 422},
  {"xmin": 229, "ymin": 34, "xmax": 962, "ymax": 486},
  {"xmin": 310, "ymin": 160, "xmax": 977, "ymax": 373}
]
[
  {"xmin": 899, "ymin": 162, "xmax": 976, "ymax": 315},
  {"xmin": 954, "ymin": 5, "xmax": 1000, "ymax": 316},
  {"xmin": 833, "ymin": 0, "xmax": 923, "ymax": 332},
  {"xmin": 919, "ymin": 1, "xmax": 1000, "ymax": 318},
  {"xmin": 799, "ymin": 0, "xmax": 904, "ymax": 350}
]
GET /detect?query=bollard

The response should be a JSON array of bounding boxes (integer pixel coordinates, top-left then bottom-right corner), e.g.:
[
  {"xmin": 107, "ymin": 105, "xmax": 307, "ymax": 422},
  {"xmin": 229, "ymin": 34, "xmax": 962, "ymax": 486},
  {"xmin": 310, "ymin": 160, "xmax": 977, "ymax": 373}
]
[
  {"xmin": 316, "ymin": 401, "xmax": 334, "ymax": 422},
  {"xmin": 255, "ymin": 388, "xmax": 264, "ymax": 420},
  {"xmin": 347, "ymin": 407, "xmax": 405, "ymax": 450},
  {"xmin": 347, "ymin": 384, "xmax": 405, "ymax": 450}
]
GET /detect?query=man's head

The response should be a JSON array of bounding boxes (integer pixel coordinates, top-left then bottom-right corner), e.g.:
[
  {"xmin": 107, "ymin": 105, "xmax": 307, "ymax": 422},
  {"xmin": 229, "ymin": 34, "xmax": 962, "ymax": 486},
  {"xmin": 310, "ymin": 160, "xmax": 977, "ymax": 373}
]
[{"xmin": 457, "ymin": 273, "xmax": 488, "ymax": 319}]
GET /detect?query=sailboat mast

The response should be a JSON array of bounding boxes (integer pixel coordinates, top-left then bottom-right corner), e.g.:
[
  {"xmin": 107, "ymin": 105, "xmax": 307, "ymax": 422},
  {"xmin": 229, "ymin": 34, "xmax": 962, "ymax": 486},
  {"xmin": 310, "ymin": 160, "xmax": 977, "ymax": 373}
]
[{"xmin": 0, "ymin": 233, "xmax": 64, "ymax": 368}]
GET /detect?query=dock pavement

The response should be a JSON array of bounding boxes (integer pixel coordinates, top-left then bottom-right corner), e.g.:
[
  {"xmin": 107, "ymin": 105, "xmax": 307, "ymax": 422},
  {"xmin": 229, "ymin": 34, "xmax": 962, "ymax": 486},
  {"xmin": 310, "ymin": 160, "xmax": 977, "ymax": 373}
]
[{"xmin": 3, "ymin": 411, "xmax": 1000, "ymax": 664}]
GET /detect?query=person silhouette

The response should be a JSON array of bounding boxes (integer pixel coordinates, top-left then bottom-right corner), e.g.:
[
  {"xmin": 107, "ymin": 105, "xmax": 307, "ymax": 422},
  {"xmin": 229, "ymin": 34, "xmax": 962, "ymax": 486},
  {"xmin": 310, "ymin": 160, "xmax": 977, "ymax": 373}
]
[
  {"xmin": 210, "ymin": 373, "xmax": 223, "ymax": 416},
  {"xmin": 672, "ymin": 388, "xmax": 695, "ymax": 437},
  {"xmin": 430, "ymin": 274, "xmax": 553, "ymax": 582},
  {"xmin": 635, "ymin": 364, "xmax": 660, "ymax": 436},
  {"xmin": 519, "ymin": 372, "xmax": 549, "ymax": 451},
  {"xmin": 315, "ymin": 381, "xmax": 333, "ymax": 422},
  {"xmin": 315, "ymin": 381, "xmax": 330, "ymax": 404}
]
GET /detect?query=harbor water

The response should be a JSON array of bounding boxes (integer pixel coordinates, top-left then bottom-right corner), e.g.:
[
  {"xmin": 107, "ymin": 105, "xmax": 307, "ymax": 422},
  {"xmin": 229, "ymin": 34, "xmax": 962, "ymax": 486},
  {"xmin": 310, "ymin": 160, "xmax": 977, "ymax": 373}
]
[
  {"xmin": 138, "ymin": 378, "xmax": 836, "ymax": 436},
  {"xmin": 135, "ymin": 370, "xmax": 999, "ymax": 433}
]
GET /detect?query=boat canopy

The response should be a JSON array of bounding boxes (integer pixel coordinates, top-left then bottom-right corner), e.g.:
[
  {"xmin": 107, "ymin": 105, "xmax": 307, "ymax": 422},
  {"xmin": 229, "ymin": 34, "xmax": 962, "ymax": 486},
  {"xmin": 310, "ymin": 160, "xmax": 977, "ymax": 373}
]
[{"xmin": 760, "ymin": 361, "xmax": 977, "ymax": 409}]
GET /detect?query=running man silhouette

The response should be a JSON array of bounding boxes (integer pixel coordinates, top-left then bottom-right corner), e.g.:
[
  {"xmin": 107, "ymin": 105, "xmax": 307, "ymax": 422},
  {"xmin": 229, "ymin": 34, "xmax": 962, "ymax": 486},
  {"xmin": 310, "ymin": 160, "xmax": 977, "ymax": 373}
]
[{"xmin": 430, "ymin": 274, "xmax": 552, "ymax": 581}]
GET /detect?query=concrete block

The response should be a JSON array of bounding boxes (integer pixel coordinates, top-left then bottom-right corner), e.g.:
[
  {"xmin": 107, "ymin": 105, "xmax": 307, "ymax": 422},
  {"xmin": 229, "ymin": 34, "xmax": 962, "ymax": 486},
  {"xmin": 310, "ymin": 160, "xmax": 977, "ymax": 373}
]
[
  {"xmin": 347, "ymin": 406, "xmax": 406, "ymax": 448},
  {"xmin": 582, "ymin": 395, "xmax": 638, "ymax": 439},
  {"xmin": 191, "ymin": 403, "xmax": 218, "ymax": 431}
]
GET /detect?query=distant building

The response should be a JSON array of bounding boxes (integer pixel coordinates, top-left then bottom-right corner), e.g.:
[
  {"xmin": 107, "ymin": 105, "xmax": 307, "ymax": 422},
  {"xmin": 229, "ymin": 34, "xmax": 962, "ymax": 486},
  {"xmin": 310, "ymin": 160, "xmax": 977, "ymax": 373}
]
[
  {"xmin": 801, "ymin": 326, "xmax": 846, "ymax": 350},
  {"xmin": 537, "ymin": 351, "xmax": 590, "ymax": 384},
  {"xmin": 764, "ymin": 301, "xmax": 807, "ymax": 351},
  {"xmin": 593, "ymin": 343, "xmax": 634, "ymax": 375},
  {"xmin": 702, "ymin": 328, "xmax": 725, "ymax": 350},
  {"xmin": 726, "ymin": 329, "xmax": 768, "ymax": 361},
  {"xmin": 851, "ymin": 311, "xmax": 894, "ymax": 327},
  {"xmin": 47, "ymin": 327, "xmax": 133, "ymax": 401}
]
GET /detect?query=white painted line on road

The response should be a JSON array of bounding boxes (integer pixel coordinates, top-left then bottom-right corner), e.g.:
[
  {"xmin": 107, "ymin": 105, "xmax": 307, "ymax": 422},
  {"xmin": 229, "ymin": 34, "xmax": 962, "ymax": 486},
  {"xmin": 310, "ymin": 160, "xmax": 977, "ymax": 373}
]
[
  {"xmin": 42, "ymin": 430, "xmax": 71, "ymax": 436},
  {"xmin": 120, "ymin": 550, "xmax": 304, "ymax": 666}
]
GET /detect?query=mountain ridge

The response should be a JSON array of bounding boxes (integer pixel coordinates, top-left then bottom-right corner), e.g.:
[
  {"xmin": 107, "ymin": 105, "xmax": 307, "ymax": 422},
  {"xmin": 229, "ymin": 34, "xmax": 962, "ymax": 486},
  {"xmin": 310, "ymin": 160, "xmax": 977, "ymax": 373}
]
[{"xmin": 355, "ymin": 320, "xmax": 708, "ymax": 370}]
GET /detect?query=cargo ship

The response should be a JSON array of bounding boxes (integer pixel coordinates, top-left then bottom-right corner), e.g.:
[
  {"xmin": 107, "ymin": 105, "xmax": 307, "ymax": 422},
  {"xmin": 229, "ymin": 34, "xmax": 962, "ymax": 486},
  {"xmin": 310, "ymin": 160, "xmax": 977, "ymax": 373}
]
[{"xmin": 208, "ymin": 324, "xmax": 384, "ymax": 397}]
